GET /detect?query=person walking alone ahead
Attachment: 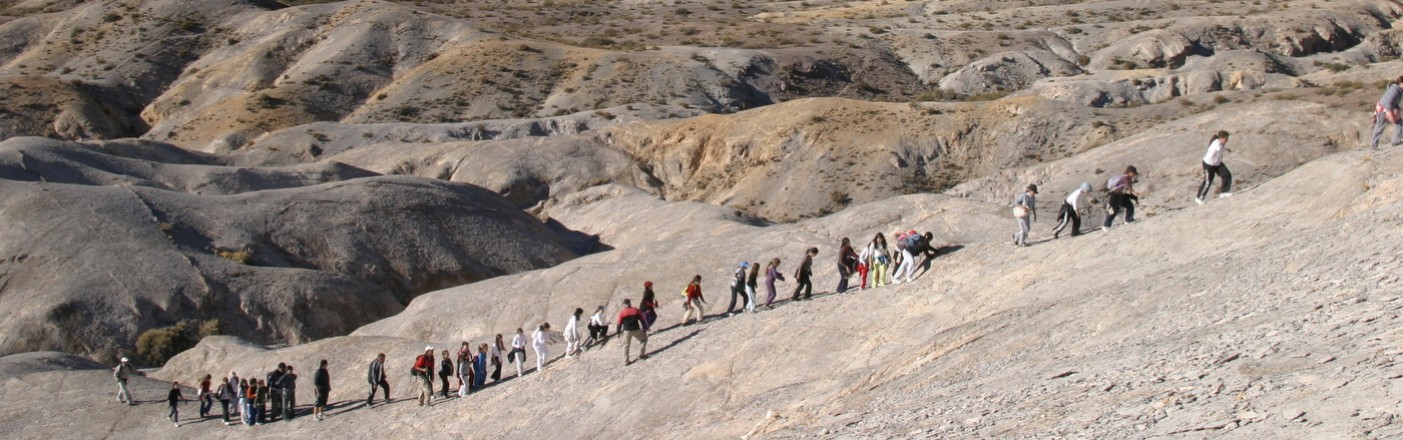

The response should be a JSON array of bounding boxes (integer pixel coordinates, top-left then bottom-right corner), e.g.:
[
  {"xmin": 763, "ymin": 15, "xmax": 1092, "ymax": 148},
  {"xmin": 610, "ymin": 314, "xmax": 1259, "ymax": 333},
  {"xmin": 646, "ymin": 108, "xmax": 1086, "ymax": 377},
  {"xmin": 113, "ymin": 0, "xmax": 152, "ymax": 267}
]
[
  {"xmin": 616, "ymin": 299, "xmax": 648, "ymax": 365},
  {"xmin": 1195, "ymin": 130, "xmax": 1233, "ymax": 204},
  {"xmin": 413, "ymin": 347, "xmax": 435, "ymax": 407},
  {"xmin": 168, "ymin": 382, "xmax": 184, "ymax": 427},
  {"xmin": 1373, "ymin": 76, "xmax": 1403, "ymax": 149},
  {"xmin": 113, "ymin": 356, "xmax": 138, "ymax": 405},
  {"xmin": 792, "ymin": 248, "xmax": 817, "ymax": 300},
  {"xmin": 1103, "ymin": 166, "xmax": 1139, "ymax": 231},
  {"xmin": 681, "ymin": 275, "xmax": 707, "ymax": 324},
  {"xmin": 365, "ymin": 353, "xmax": 390, "ymax": 407},
  {"xmin": 1053, "ymin": 183, "xmax": 1093, "ymax": 239},
  {"xmin": 1013, "ymin": 184, "xmax": 1038, "ymax": 247},
  {"xmin": 312, "ymin": 360, "xmax": 331, "ymax": 421}
]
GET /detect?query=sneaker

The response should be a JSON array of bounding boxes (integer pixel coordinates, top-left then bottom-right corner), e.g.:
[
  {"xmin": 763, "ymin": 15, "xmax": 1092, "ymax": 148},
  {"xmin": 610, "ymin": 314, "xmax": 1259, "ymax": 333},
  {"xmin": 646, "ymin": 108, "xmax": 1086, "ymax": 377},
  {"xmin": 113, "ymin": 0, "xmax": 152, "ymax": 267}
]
[
  {"xmin": 1101, "ymin": 226, "xmax": 1110, "ymax": 232},
  {"xmin": 1219, "ymin": 192, "xmax": 1232, "ymax": 198},
  {"xmin": 1194, "ymin": 197, "xmax": 1204, "ymax": 205}
]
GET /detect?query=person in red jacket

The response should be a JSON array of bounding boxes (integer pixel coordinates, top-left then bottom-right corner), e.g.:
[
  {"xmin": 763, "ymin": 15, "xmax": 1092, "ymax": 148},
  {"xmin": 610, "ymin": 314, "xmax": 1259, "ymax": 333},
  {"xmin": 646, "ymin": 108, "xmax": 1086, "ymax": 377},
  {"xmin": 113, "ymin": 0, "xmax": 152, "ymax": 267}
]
[
  {"xmin": 681, "ymin": 275, "xmax": 706, "ymax": 325},
  {"xmin": 616, "ymin": 299, "xmax": 648, "ymax": 365},
  {"xmin": 413, "ymin": 347, "xmax": 435, "ymax": 407}
]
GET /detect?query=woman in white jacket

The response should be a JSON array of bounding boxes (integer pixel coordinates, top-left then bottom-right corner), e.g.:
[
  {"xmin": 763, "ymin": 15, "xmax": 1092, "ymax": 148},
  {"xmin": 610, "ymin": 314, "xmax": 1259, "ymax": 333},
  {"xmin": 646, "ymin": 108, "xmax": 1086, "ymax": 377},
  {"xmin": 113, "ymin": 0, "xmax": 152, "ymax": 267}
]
[
  {"xmin": 564, "ymin": 308, "xmax": 582, "ymax": 358},
  {"xmin": 531, "ymin": 323, "xmax": 558, "ymax": 373}
]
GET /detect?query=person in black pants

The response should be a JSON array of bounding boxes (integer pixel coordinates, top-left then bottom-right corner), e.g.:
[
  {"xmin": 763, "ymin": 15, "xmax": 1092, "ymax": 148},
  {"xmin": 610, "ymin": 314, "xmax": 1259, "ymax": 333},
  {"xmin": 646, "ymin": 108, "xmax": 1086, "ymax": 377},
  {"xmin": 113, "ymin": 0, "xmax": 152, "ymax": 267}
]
[
  {"xmin": 791, "ymin": 247, "xmax": 817, "ymax": 301},
  {"xmin": 1102, "ymin": 166, "xmax": 1139, "ymax": 230},
  {"xmin": 439, "ymin": 349, "xmax": 454, "ymax": 398},
  {"xmin": 266, "ymin": 363, "xmax": 285, "ymax": 422},
  {"xmin": 366, "ymin": 353, "xmax": 390, "ymax": 406},
  {"xmin": 726, "ymin": 262, "xmax": 749, "ymax": 315},
  {"xmin": 312, "ymin": 360, "xmax": 331, "ymax": 421},
  {"xmin": 279, "ymin": 365, "xmax": 297, "ymax": 421}
]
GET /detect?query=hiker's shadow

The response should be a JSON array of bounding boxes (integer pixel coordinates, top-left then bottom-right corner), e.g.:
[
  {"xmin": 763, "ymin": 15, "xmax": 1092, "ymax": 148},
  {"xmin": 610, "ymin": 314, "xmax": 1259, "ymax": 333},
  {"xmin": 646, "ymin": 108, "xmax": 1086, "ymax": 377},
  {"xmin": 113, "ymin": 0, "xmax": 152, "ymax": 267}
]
[
  {"xmin": 911, "ymin": 245, "xmax": 964, "ymax": 281},
  {"xmin": 646, "ymin": 329, "xmax": 703, "ymax": 358}
]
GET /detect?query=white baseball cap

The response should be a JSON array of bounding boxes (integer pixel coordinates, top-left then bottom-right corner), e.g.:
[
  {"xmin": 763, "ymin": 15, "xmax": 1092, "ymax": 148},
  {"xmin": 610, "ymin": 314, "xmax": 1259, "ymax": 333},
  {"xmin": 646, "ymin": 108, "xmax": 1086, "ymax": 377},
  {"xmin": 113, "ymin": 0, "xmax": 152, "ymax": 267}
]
[
  {"xmin": 120, "ymin": 357, "xmax": 129, "ymax": 362},
  {"xmin": 425, "ymin": 346, "xmax": 434, "ymax": 351}
]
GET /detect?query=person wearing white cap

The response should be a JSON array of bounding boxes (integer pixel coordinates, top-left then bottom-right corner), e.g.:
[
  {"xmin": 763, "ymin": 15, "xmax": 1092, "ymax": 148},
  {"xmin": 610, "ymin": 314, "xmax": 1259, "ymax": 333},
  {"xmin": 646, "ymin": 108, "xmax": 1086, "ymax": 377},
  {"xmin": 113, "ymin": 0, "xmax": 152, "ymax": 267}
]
[
  {"xmin": 413, "ymin": 346, "xmax": 435, "ymax": 406},
  {"xmin": 113, "ymin": 356, "xmax": 137, "ymax": 405},
  {"xmin": 1053, "ymin": 183, "xmax": 1093, "ymax": 239}
]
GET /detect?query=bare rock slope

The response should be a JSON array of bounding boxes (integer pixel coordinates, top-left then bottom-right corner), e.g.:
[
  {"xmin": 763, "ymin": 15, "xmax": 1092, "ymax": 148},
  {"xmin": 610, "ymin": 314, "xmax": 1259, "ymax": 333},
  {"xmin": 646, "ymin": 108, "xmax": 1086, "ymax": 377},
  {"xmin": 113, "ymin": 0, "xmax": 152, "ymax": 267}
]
[{"xmin": 0, "ymin": 136, "xmax": 578, "ymax": 360}]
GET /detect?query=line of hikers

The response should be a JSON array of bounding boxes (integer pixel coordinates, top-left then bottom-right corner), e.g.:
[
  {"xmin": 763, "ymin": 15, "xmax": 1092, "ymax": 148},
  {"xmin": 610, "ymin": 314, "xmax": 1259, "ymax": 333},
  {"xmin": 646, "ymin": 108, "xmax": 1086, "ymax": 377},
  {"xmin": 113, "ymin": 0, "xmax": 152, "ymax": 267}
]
[
  {"xmin": 1010, "ymin": 130, "xmax": 1234, "ymax": 246},
  {"xmin": 117, "ymin": 226, "xmax": 947, "ymax": 426}
]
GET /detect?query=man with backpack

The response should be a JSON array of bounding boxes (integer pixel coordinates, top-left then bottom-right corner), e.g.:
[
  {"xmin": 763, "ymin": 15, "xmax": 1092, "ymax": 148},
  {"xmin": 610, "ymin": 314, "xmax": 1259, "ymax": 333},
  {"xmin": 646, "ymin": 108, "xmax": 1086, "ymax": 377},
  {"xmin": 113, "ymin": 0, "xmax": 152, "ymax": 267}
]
[
  {"xmin": 1103, "ymin": 166, "xmax": 1139, "ymax": 231},
  {"xmin": 413, "ymin": 347, "xmax": 435, "ymax": 407},
  {"xmin": 113, "ymin": 356, "xmax": 138, "ymax": 405},
  {"xmin": 616, "ymin": 299, "xmax": 648, "ymax": 365},
  {"xmin": 365, "ymin": 353, "xmax": 390, "ymax": 407},
  {"xmin": 893, "ymin": 232, "xmax": 921, "ymax": 283},
  {"xmin": 1372, "ymin": 76, "xmax": 1403, "ymax": 149}
]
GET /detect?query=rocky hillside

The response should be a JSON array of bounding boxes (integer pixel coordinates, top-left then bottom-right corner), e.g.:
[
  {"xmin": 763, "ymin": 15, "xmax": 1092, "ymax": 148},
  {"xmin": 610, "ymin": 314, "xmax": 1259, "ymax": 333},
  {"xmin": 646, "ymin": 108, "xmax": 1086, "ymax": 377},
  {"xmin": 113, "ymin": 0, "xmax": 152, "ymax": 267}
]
[
  {"xmin": 3, "ymin": 142, "xmax": 1399, "ymax": 438},
  {"xmin": 0, "ymin": 136, "xmax": 581, "ymax": 360}
]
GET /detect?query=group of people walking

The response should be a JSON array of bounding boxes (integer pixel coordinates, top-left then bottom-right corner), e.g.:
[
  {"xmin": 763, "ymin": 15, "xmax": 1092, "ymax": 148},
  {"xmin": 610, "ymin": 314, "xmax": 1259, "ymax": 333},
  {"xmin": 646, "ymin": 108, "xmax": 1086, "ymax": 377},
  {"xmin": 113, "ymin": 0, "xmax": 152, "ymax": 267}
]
[
  {"xmin": 117, "ymin": 226, "xmax": 949, "ymax": 427},
  {"xmin": 134, "ymin": 359, "xmax": 332, "ymax": 427},
  {"xmin": 1010, "ymin": 130, "xmax": 1235, "ymax": 246}
]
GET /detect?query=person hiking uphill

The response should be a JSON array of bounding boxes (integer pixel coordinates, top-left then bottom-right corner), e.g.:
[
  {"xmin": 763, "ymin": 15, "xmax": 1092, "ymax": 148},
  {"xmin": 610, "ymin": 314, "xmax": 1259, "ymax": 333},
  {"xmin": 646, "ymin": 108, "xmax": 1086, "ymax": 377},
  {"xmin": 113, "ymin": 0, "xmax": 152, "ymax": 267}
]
[
  {"xmin": 1373, "ymin": 76, "xmax": 1403, "ymax": 150},
  {"xmin": 640, "ymin": 282, "xmax": 659, "ymax": 330},
  {"xmin": 1013, "ymin": 184, "xmax": 1038, "ymax": 247},
  {"xmin": 113, "ymin": 356, "xmax": 140, "ymax": 405},
  {"xmin": 837, "ymin": 238, "xmax": 858, "ymax": 293},
  {"xmin": 365, "ymin": 353, "xmax": 389, "ymax": 407},
  {"xmin": 681, "ymin": 275, "xmax": 707, "ymax": 325},
  {"xmin": 564, "ymin": 308, "xmax": 583, "ymax": 358},
  {"xmin": 764, "ymin": 258, "xmax": 785, "ymax": 308},
  {"xmin": 1053, "ymin": 183, "xmax": 1093, "ymax": 239},
  {"xmin": 791, "ymin": 248, "xmax": 817, "ymax": 300},
  {"xmin": 616, "ymin": 299, "xmax": 648, "ymax": 365},
  {"xmin": 727, "ymin": 262, "xmax": 749, "ymax": 315},
  {"xmin": 1195, "ymin": 130, "xmax": 1233, "ymax": 204},
  {"xmin": 413, "ymin": 347, "xmax": 435, "ymax": 407},
  {"xmin": 1103, "ymin": 166, "xmax": 1139, "ymax": 231}
]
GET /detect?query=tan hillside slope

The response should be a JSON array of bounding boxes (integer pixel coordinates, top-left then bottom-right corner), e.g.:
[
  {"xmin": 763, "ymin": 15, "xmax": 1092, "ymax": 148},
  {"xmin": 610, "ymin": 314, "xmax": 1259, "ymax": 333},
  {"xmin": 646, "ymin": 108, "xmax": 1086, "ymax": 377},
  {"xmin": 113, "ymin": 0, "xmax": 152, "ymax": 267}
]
[{"xmin": 12, "ymin": 146, "xmax": 1384, "ymax": 438}]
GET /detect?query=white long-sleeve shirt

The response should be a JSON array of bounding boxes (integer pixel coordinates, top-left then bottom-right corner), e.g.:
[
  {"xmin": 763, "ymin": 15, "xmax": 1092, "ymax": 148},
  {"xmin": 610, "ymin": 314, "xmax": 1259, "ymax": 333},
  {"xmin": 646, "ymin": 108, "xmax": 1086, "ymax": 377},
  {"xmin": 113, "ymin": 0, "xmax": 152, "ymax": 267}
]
[
  {"xmin": 532, "ymin": 329, "xmax": 549, "ymax": 350},
  {"xmin": 589, "ymin": 311, "xmax": 605, "ymax": 326},
  {"xmin": 564, "ymin": 315, "xmax": 579, "ymax": 340},
  {"xmin": 511, "ymin": 334, "xmax": 526, "ymax": 350},
  {"xmin": 1065, "ymin": 188, "xmax": 1090, "ymax": 212},
  {"xmin": 1203, "ymin": 139, "xmax": 1226, "ymax": 166}
]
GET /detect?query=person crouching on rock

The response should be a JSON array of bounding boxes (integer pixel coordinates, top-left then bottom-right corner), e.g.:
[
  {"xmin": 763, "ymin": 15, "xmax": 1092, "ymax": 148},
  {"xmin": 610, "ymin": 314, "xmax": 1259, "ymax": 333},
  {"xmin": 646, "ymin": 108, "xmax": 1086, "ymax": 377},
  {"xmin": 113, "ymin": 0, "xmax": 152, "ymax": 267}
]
[
  {"xmin": 1373, "ymin": 76, "xmax": 1403, "ymax": 149},
  {"xmin": 585, "ymin": 306, "xmax": 608, "ymax": 349},
  {"xmin": 1053, "ymin": 183, "xmax": 1093, "ymax": 239},
  {"xmin": 1102, "ymin": 166, "xmax": 1139, "ymax": 231}
]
